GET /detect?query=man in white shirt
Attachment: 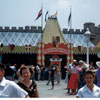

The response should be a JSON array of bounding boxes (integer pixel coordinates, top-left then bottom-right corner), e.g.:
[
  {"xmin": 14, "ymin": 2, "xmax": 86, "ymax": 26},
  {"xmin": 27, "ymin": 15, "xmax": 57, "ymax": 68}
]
[
  {"xmin": 77, "ymin": 84, "xmax": 100, "ymax": 98},
  {"xmin": 76, "ymin": 70, "xmax": 100, "ymax": 98},
  {"xmin": 0, "ymin": 63, "xmax": 29, "ymax": 98}
]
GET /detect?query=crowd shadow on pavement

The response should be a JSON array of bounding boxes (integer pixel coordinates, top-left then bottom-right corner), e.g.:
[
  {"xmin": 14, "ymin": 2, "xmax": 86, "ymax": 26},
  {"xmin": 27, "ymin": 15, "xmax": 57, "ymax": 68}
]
[{"xmin": 38, "ymin": 80, "xmax": 76, "ymax": 98}]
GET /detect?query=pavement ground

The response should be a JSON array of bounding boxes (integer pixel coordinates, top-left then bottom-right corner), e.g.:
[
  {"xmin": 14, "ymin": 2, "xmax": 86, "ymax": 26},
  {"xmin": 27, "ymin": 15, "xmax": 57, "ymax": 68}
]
[{"xmin": 38, "ymin": 80, "xmax": 76, "ymax": 98}]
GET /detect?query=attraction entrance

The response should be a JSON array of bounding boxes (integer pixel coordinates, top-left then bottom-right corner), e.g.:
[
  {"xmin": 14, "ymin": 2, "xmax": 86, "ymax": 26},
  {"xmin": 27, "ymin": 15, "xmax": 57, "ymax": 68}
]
[
  {"xmin": 50, "ymin": 55, "xmax": 62, "ymax": 70},
  {"xmin": 37, "ymin": 42, "xmax": 73, "ymax": 65},
  {"xmin": 45, "ymin": 55, "xmax": 63, "ymax": 68},
  {"xmin": 37, "ymin": 42, "xmax": 74, "ymax": 78},
  {"xmin": 45, "ymin": 54, "xmax": 66, "ymax": 78}
]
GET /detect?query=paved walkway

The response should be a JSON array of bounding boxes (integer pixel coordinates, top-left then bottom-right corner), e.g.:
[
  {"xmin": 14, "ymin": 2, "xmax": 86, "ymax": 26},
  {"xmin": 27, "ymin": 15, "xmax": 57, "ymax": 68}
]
[{"xmin": 38, "ymin": 80, "xmax": 76, "ymax": 98}]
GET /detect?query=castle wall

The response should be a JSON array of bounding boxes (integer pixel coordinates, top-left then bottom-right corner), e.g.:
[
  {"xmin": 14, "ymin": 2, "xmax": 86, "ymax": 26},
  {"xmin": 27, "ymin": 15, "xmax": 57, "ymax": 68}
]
[
  {"xmin": 0, "ymin": 26, "xmax": 42, "ymax": 33},
  {"xmin": 63, "ymin": 22, "xmax": 100, "ymax": 35},
  {"xmin": 0, "ymin": 22, "xmax": 100, "ymax": 34},
  {"xmin": 63, "ymin": 28, "xmax": 84, "ymax": 34}
]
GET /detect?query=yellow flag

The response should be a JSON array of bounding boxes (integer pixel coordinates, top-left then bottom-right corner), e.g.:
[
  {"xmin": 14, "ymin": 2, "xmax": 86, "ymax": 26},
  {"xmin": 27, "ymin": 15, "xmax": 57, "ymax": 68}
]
[{"xmin": 52, "ymin": 11, "xmax": 57, "ymax": 17}]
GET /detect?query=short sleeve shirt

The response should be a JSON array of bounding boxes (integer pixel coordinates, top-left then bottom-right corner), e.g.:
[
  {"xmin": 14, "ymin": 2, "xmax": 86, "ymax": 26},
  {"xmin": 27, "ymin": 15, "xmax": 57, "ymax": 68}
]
[
  {"xmin": 77, "ymin": 84, "xmax": 100, "ymax": 98},
  {"xmin": 68, "ymin": 63, "xmax": 73, "ymax": 69},
  {"xmin": 0, "ymin": 77, "xmax": 28, "ymax": 98}
]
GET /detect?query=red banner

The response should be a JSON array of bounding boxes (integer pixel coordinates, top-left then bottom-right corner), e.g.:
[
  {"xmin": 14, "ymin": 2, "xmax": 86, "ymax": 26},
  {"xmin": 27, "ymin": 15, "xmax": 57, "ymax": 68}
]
[
  {"xmin": 78, "ymin": 46, "xmax": 83, "ymax": 52},
  {"xmin": 8, "ymin": 44, "xmax": 15, "ymax": 51},
  {"xmin": 90, "ymin": 47, "xmax": 95, "ymax": 52},
  {"xmin": 44, "ymin": 48, "xmax": 67, "ymax": 54}
]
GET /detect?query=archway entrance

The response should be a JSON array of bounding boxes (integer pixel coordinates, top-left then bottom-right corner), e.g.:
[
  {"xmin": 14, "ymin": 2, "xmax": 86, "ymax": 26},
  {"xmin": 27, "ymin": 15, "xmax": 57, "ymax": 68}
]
[
  {"xmin": 45, "ymin": 54, "xmax": 66, "ymax": 79},
  {"xmin": 37, "ymin": 42, "xmax": 74, "ymax": 79}
]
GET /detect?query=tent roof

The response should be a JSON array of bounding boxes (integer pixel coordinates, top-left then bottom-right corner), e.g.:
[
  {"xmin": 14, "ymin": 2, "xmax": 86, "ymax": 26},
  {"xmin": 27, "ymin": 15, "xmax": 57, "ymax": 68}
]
[{"xmin": 42, "ymin": 17, "xmax": 67, "ymax": 44}]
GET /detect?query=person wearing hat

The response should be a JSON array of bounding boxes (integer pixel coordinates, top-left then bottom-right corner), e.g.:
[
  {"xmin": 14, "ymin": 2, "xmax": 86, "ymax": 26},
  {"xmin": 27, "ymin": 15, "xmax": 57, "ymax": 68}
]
[
  {"xmin": 0, "ymin": 63, "xmax": 29, "ymax": 98},
  {"xmin": 95, "ymin": 61, "xmax": 100, "ymax": 87},
  {"xmin": 89, "ymin": 61, "xmax": 95, "ymax": 71},
  {"xmin": 79, "ymin": 60, "xmax": 89, "ymax": 70},
  {"xmin": 78, "ymin": 60, "xmax": 88, "ymax": 89}
]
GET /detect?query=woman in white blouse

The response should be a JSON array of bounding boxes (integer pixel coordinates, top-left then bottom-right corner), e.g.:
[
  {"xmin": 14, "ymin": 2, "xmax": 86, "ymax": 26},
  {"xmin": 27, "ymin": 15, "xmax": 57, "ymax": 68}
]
[{"xmin": 76, "ymin": 70, "xmax": 100, "ymax": 98}]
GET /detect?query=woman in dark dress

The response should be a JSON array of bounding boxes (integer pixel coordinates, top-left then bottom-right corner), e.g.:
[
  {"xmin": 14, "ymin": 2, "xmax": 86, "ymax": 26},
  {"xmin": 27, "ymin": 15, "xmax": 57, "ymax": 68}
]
[{"xmin": 17, "ymin": 66, "xmax": 39, "ymax": 98}]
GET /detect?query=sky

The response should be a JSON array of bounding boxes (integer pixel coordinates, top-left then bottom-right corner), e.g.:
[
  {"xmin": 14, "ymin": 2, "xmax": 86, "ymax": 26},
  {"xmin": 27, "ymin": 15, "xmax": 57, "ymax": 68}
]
[{"xmin": 0, "ymin": 0, "xmax": 100, "ymax": 30}]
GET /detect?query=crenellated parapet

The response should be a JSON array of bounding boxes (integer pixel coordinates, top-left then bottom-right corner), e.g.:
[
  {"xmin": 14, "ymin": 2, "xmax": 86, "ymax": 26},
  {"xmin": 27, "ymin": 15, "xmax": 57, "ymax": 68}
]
[
  {"xmin": 0, "ymin": 22, "xmax": 100, "ymax": 34},
  {"xmin": 63, "ymin": 22, "xmax": 100, "ymax": 35},
  {"xmin": 0, "ymin": 26, "xmax": 42, "ymax": 33},
  {"xmin": 63, "ymin": 28, "xmax": 84, "ymax": 34}
]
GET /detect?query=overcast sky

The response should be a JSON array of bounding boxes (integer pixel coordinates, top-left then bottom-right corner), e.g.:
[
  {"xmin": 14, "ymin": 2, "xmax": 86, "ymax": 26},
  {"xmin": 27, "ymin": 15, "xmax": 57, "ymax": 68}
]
[{"xmin": 0, "ymin": 0, "xmax": 100, "ymax": 30}]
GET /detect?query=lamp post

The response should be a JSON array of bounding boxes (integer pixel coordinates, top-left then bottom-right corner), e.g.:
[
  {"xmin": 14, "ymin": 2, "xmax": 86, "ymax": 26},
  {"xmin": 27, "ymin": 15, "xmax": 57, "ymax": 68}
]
[{"xmin": 85, "ymin": 28, "xmax": 91, "ymax": 65}]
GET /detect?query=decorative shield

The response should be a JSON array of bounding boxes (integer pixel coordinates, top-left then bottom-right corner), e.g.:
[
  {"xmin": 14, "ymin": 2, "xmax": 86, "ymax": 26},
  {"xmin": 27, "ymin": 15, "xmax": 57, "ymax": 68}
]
[
  {"xmin": 52, "ymin": 36, "xmax": 60, "ymax": 47},
  {"xmin": 78, "ymin": 46, "xmax": 83, "ymax": 52},
  {"xmin": 25, "ymin": 45, "xmax": 31, "ymax": 51},
  {"xmin": 90, "ymin": 47, "xmax": 95, "ymax": 52},
  {"xmin": 8, "ymin": 44, "xmax": 15, "ymax": 51}
]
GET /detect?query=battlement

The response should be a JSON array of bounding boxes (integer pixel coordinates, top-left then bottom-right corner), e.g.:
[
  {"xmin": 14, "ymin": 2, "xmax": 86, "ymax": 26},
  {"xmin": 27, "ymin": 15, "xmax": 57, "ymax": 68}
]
[
  {"xmin": 63, "ymin": 28, "xmax": 84, "ymax": 34},
  {"xmin": 0, "ymin": 26, "xmax": 42, "ymax": 33},
  {"xmin": 63, "ymin": 22, "xmax": 100, "ymax": 34},
  {"xmin": 0, "ymin": 22, "xmax": 100, "ymax": 34}
]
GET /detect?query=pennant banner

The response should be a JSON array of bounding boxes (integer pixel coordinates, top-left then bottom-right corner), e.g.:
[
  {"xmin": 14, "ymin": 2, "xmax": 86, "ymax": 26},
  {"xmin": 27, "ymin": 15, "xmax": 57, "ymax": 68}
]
[
  {"xmin": 8, "ymin": 44, "xmax": 15, "ymax": 51},
  {"xmin": 90, "ymin": 47, "xmax": 95, "ymax": 52},
  {"xmin": 25, "ymin": 45, "xmax": 31, "ymax": 51},
  {"xmin": 51, "ymin": 12, "xmax": 57, "ymax": 18},
  {"xmin": 35, "ymin": 9, "xmax": 42, "ymax": 21},
  {"xmin": 0, "ymin": 51, "xmax": 3, "ymax": 55},
  {"xmin": 78, "ymin": 46, "xmax": 83, "ymax": 52}
]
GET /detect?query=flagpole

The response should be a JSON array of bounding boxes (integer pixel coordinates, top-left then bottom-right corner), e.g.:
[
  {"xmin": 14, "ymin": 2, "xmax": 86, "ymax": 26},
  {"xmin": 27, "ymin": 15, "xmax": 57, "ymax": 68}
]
[
  {"xmin": 69, "ymin": 5, "xmax": 72, "ymax": 63},
  {"xmin": 41, "ymin": 3, "xmax": 43, "ymax": 30},
  {"xmin": 41, "ymin": 3, "xmax": 43, "ymax": 66}
]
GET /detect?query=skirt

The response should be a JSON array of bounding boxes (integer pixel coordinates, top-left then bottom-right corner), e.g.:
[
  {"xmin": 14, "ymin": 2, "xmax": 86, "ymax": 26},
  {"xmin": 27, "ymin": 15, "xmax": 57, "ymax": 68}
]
[{"xmin": 68, "ymin": 73, "xmax": 78, "ymax": 89}]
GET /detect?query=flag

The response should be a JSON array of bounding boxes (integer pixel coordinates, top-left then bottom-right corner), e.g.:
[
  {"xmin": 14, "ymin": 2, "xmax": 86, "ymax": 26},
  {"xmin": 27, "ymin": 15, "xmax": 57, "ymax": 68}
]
[
  {"xmin": 25, "ymin": 45, "xmax": 31, "ymax": 51},
  {"xmin": 35, "ymin": 9, "xmax": 42, "ymax": 21},
  {"xmin": 45, "ymin": 11, "xmax": 48, "ymax": 22},
  {"xmin": 51, "ymin": 11, "xmax": 57, "ymax": 18},
  {"xmin": 90, "ymin": 47, "xmax": 95, "ymax": 52},
  {"xmin": 8, "ymin": 44, "xmax": 15, "ymax": 51},
  {"xmin": 78, "ymin": 46, "xmax": 83, "ymax": 52},
  {"xmin": 68, "ymin": 11, "xmax": 71, "ymax": 27}
]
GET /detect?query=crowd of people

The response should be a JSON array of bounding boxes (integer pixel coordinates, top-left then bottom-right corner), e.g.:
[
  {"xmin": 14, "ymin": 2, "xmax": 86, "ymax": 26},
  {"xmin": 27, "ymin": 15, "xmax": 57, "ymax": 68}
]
[
  {"xmin": 64, "ymin": 60, "xmax": 100, "ymax": 97},
  {"xmin": 0, "ymin": 59, "xmax": 100, "ymax": 98}
]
